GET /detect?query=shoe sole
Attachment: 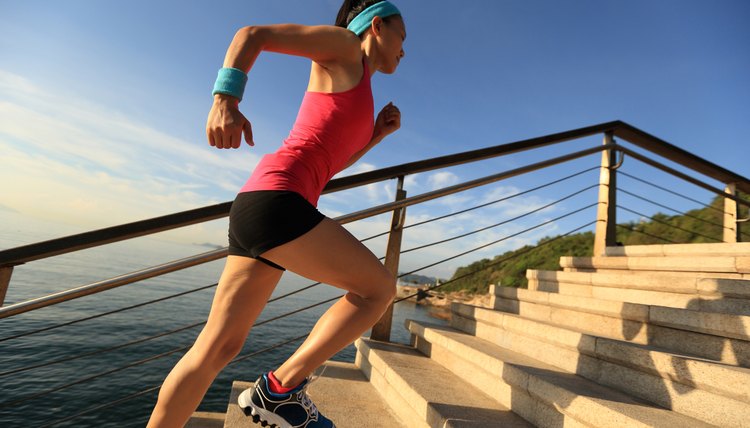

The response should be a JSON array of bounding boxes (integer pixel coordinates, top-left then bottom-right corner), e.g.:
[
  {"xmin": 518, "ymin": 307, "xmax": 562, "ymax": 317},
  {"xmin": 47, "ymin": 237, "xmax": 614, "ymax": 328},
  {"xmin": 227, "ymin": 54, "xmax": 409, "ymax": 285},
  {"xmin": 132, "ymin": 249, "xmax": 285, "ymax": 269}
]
[{"xmin": 237, "ymin": 388, "xmax": 290, "ymax": 428}]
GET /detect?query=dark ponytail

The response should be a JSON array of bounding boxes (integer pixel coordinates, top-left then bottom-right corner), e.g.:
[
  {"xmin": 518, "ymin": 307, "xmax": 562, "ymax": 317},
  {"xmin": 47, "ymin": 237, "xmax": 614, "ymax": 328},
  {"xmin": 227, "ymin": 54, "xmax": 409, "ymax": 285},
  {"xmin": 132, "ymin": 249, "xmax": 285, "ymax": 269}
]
[{"xmin": 335, "ymin": 0, "xmax": 391, "ymax": 28}]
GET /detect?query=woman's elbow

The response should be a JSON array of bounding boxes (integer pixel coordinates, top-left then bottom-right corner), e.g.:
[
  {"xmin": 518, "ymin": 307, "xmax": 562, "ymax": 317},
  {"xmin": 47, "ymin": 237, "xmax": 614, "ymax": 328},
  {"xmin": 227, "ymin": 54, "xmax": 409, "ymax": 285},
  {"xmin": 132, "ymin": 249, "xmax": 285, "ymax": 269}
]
[
  {"xmin": 233, "ymin": 25, "xmax": 266, "ymax": 48},
  {"xmin": 234, "ymin": 25, "xmax": 255, "ymax": 41}
]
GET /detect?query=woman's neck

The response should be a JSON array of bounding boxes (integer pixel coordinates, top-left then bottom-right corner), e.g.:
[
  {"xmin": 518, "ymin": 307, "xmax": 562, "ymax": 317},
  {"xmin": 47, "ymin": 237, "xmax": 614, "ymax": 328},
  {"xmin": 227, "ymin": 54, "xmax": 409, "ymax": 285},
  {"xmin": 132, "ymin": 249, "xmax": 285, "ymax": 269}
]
[{"xmin": 360, "ymin": 39, "xmax": 381, "ymax": 77}]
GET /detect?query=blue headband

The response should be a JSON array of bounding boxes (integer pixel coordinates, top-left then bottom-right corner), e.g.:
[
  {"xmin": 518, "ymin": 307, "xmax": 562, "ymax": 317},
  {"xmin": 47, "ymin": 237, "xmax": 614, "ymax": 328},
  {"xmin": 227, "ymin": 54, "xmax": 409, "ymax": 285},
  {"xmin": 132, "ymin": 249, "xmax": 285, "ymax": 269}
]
[{"xmin": 346, "ymin": 1, "xmax": 401, "ymax": 36}]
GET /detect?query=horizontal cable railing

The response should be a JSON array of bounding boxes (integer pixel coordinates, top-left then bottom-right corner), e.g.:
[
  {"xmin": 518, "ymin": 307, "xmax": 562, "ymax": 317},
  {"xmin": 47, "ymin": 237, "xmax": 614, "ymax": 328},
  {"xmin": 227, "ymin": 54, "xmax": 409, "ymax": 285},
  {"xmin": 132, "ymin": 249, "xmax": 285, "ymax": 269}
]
[
  {"xmin": 36, "ymin": 332, "xmax": 311, "ymax": 428},
  {"xmin": 611, "ymin": 145, "xmax": 750, "ymax": 244},
  {"xmin": 618, "ymin": 188, "xmax": 729, "ymax": 231},
  {"xmin": 0, "ymin": 283, "xmax": 217, "ymax": 344},
  {"xmin": 3, "ymin": 121, "xmax": 750, "ymax": 427},
  {"xmin": 617, "ymin": 205, "xmax": 723, "ymax": 243},
  {"xmin": 0, "ymin": 293, "xmax": 341, "ymax": 409},
  {"xmin": 615, "ymin": 224, "xmax": 676, "ymax": 244},
  {"xmin": 618, "ymin": 171, "xmax": 725, "ymax": 214},
  {"xmin": 3, "ymin": 120, "xmax": 749, "ymax": 269},
  {"xmin": 396, "ymin": 205, "xmax": 598, "ymax": 278},
  {"xmin": 0, "ymin": 146, "xmax": 607, "ymax": 319},
  {"xmin": 393, "ymin": 220, "xmax": 598, "ymax": 304},
  {"xmin": 401, "ymin": 186, "xmax": 598, "ymax": 254},
  {"xmin": 616, "ymin": 146, "xmax": 750, "ymax": 209},
  {"xmin": 1, "ymin": 173, "xmax": 598, "ymax": 425},
  {"xmin": 0, "ymin": 177, "xmax": 597, "ymax": 418},
  {"xmin": 356, "ymin": 166, "xmax": 600, "ymax": 245},
  {"xmin": 0, "ymin": 249, "xmax": 227, "ymax": 318},
  {"xmin": 0, "ymin": 171, "xmax": 594, "ymax": 361},
  {"xmin": 618, "ymin": 185, "xmax": 750, "ymax": 242}
]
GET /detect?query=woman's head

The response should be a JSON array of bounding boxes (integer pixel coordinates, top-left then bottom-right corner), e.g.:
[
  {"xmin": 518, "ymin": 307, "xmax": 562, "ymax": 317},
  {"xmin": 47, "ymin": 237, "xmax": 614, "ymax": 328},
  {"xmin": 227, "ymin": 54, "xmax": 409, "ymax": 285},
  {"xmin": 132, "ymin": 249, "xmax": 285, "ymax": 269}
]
[
  {"xmin": 335, "ymin": 0, "xmax": 400, "ymax": 30},
  {"xmin": 336, "ymin": 1, "xmax": 406, "ymax": 73}
]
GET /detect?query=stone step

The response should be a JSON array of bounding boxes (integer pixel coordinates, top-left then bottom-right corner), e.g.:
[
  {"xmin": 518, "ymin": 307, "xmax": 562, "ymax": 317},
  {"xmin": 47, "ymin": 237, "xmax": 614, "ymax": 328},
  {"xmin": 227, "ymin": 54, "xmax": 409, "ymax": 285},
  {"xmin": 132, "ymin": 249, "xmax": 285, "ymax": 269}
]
[
  {"xmin": 222, "ymin": 361, "xmax": 403, "ymax": 428},
  {"xmin": 526, "ymin": 270, "xmax": 750, "ymax": 316},
  {"xmin": 560, "ymin": 255, "xmax": 750, "ymax": 275},
  {"xmin": 563, "ymin": 267, "xmax": 750, "ymax": 280},
  {"xmin": 605, "ymin": 242, "xmax": 750, "ymax": 257},
  {"xmin": 489, "ymin": 284, "xmax": 750, "ymax": 367},
  {"xmin": 405, "ymin": 319, "xmax": 714, "ymax": 428},
  {"xmin": 529, "ymin": 269, "xmax": 750, "ymax": 298},
  {"xmin": 354, "ymin": 338, "xmax": 533, "ymax": 428},
  {"xmin": 495, "ymin": 284, "xmax": 750, "ymax": 342},
  {"xmin": 186, "ymin": 412, "xmax": 225, "ymax": 428},
  {"xmin": 448, "ymin": 303, "xmax": 750, "ymax": 426}
]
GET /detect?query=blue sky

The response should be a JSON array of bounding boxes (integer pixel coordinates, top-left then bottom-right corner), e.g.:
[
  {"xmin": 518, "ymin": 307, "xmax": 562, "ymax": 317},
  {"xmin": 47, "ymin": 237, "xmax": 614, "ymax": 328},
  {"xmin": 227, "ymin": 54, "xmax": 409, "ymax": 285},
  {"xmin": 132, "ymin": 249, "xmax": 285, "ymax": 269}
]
[{"xmin": 1, "ymin": 0, "xmax": 748, "ymax": 278}]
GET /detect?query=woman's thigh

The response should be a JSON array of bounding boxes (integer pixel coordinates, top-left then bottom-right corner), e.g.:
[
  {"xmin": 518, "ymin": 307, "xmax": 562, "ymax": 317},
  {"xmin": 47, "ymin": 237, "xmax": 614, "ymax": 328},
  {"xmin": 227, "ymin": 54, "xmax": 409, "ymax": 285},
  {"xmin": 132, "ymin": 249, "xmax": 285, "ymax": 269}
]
[
  {"xmin": 193, "ymin": 255, "xmax": 284, "ymax": 361},
  {"xmin": 260, "ymin": 218, "xmax": 395, "ymax": 300}
]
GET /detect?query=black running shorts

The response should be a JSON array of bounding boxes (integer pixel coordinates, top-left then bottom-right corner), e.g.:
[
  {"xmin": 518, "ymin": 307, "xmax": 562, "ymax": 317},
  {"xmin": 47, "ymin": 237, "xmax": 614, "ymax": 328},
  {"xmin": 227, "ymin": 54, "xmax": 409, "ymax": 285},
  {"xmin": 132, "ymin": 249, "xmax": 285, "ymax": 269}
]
[{"xmin": 227, "ymin": 190, "xmax": 326, "ymax": 271}]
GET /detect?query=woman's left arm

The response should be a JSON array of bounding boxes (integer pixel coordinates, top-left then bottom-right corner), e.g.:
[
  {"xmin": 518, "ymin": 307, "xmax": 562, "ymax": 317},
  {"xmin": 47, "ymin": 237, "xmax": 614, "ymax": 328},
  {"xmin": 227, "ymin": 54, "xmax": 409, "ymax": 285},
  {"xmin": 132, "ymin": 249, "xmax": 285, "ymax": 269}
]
[{"xmin": 343, "ymin": 102, "xmax": 401, "ymax": 170}]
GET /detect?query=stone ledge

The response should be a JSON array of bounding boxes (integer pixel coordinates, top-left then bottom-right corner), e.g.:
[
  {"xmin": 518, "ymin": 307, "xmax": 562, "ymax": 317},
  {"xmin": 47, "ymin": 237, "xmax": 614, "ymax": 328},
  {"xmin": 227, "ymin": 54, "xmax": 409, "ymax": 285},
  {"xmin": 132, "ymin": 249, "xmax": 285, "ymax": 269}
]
[
  {"xmin": 407, "ymin": 320, "xmax": 714, "ymax": 428},
  {"xmin": 452, "ymin": 303, "xmax": 750, "ymax": 405},
  {"xmin": 355, "ymin": 338, "xmax": 532, "ymax": 428}
]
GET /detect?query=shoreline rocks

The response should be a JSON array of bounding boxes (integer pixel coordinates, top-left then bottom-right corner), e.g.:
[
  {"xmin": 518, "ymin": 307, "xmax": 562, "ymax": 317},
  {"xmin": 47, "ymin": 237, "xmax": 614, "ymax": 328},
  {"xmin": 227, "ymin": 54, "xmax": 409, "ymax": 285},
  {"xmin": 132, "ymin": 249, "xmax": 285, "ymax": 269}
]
[{"xmin": 396, "ymin": 285, "xmax": 491, "ymax": 321}]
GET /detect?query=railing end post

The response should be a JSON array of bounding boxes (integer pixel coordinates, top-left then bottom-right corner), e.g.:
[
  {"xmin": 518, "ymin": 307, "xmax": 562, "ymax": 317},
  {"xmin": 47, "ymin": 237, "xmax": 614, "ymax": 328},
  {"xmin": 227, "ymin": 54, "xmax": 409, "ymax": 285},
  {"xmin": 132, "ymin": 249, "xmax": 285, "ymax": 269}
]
[
  {"xmin": 371, "ymin": 177, "xmax": 407, "ymax": 342},
  {"xmin": 594, "ymin": 133, "xmax": 618, "ymax": 256},
  {"xmin": 0, "ymin": 266, "xmax": 14, "ymax": 307},
  {"xmin": 724, "ymin": 183, "xmax": 739, "ymax": 243}
]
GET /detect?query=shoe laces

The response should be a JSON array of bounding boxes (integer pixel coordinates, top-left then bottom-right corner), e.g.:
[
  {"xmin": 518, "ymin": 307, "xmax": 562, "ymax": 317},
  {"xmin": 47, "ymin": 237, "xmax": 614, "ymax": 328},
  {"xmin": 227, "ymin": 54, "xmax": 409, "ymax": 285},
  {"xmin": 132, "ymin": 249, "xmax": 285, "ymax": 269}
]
[{"xmin": 299, "ymin": 364, "xmax": 328, "ymax": 419}]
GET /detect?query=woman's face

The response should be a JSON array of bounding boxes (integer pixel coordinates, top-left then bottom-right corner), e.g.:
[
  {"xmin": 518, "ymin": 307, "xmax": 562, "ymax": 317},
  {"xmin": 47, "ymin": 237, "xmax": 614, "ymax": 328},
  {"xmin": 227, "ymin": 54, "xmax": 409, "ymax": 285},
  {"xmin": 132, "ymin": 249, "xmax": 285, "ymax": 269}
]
[{"xmin": 379, "ymin": 16, "xmax": 406, "ymax": 73}]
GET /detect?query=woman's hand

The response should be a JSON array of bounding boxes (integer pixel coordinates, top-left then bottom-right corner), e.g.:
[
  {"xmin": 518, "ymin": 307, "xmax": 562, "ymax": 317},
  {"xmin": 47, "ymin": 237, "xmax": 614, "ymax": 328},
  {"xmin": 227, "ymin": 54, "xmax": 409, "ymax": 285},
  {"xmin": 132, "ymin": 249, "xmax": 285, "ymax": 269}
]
[
  {"xmin": 374, "ymin": 102, "xmax": 401, "ymax": 139},
  {"xmin": 342, "ymin": 102, "xmax": 401, "ymax": 170},
  {"xmin": 206, "ymin": 95, "xmax": 254, "ymax": 149}
]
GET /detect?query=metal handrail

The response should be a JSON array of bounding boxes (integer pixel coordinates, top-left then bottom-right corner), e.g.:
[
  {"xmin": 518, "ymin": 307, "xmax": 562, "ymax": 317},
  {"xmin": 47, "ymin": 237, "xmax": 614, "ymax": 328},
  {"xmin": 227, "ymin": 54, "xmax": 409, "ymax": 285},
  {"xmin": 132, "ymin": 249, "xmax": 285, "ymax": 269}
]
[
  {"xmin": 3, "ymin": 120, "xmax": 748, "ymax": 267},
  {"xmin": 0, "ymin": 144, "xmax": 610, "ymax": 319},
  {"xmin": 4, "ymin": 120, "xmax": 748, "ymax": 426},
  {"xmin": 617, "ymin": 146, "xmax": 750, "ymax": 209},
  {"xmin": 611, "ymin": 122, "xmax": 750, "ymax": 191},
  {"xmin": 1, "ymin": 192, "xmax": 598, "ymax": 382},
  {"xmin": 0, "ymin": 203, "xmax": 231, "ymax": 267},
  {"xmin": 1, "ymin": 201, "xmax": 600, "ymax": 411},
  {"xmin": 0, "ymin": 249, "xmax": 226, "ymax": 319},
  {"xmin": 335, "ymin": 144, "xmax": 612, "ymax": 224}
]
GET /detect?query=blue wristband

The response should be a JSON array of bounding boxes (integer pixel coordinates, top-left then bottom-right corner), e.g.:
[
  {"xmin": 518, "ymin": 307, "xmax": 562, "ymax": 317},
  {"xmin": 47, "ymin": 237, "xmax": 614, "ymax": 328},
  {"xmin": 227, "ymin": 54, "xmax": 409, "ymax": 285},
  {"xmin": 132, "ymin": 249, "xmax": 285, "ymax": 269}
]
[{"xmin": 212, "ymin": 67, "xmax": 248, "ymax": 101}]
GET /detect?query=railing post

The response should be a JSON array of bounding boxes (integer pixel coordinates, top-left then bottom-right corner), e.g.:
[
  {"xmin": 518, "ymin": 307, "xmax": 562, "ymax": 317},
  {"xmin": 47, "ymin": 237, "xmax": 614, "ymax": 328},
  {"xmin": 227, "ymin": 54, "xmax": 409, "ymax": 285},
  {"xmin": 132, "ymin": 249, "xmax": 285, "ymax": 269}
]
[
  {"xmin": 370, "ymin": 176, "xmax": 407, "ymax": 342},
  {"xmin": 724, "ymin": 183, "xmax": 739, "ymax": 243},
  {"xmin": 593, "ymin": 132, "xmax": 617, "ymax": 256},
  {"xmin": 0, "ymin": 266, "xmax": 13, "ymax": 306}
]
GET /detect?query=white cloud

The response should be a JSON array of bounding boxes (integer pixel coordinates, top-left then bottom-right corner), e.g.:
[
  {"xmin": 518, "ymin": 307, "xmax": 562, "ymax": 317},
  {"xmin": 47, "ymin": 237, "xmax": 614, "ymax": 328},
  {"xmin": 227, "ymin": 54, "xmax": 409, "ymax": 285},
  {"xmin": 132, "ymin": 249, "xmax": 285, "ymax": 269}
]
[
  {"xmin": 404, "ymin": 173, "xmax": 420, "ymax": 189},
  {"xmin": 427, "ymin": 171, "xmax": 460, "ymax": 190},
  {"xmin": 0, "ymin": 69, "xmax": 256, "ymax": 245}
]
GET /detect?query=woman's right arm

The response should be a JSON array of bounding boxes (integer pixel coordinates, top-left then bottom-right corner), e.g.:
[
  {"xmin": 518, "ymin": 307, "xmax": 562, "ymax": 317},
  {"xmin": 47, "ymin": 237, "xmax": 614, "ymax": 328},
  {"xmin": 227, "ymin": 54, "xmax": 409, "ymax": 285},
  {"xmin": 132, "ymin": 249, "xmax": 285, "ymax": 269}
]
[{"xmin": 207, "ymin": 25, "xmax": 361, "ymax": 149}]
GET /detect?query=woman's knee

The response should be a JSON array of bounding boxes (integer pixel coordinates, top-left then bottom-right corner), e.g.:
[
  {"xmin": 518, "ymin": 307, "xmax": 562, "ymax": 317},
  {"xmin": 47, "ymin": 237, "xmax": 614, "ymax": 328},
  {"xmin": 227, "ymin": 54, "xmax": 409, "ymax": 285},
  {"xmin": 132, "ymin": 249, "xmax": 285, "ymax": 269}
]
[
  {"xmin": 357, "ymin": 269, "xmax": 397, "ymax": 304},
  {"xmin": 383, "ymin": 275, "xmax": 398, "ymax": 301},
  {"xmin": 194, "ymin": 330, "xmax": 245, "ymax": 367}
]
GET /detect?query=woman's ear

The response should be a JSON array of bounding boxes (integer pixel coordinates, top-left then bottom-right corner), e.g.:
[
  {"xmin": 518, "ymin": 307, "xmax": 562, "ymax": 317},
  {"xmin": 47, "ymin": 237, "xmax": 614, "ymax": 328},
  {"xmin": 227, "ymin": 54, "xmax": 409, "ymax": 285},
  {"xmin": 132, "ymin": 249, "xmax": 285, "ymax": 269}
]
[{"xmin": 370, "ymin": 16, "xmax": 384, "ymax": 36}]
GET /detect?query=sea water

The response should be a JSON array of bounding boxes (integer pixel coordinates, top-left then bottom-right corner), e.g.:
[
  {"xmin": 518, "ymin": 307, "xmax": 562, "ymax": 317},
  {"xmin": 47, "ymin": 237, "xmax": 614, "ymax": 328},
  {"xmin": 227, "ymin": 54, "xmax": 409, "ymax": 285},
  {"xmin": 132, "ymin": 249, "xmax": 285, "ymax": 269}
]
[{"xmin": 0, "ymin": 212, "xmax": 446, "ymax": 427}]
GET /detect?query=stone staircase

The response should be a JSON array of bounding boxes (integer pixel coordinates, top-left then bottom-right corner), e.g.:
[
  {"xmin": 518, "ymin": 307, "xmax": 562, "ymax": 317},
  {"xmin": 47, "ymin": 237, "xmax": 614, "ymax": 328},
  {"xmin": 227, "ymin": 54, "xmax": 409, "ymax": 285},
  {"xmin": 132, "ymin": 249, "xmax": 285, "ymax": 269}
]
[{"xmin": 189, "ymin": 242, "xmax": 750, "ymax": 427}]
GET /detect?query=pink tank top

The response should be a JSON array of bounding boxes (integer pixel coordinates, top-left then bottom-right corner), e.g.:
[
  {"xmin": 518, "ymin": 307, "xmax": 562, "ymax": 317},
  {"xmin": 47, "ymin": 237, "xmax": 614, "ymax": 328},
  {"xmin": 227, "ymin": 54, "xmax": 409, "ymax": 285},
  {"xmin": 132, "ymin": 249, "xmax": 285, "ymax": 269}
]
[{"xmin": 240, "ymin": 59, "xmax": 374, "ymax": 207}]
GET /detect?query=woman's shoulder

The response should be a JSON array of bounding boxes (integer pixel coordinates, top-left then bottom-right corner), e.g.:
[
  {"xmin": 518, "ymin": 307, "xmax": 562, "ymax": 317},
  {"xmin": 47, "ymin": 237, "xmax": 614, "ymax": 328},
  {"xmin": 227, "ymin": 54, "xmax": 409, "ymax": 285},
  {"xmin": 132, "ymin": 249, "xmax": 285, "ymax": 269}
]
[
  {"xmin": 251, "ymin": 23, "xmax": 361, "ymax": 67},
  {"xmin": 314, "ymin": 25, "xmax": 363, "ymax": 66}
]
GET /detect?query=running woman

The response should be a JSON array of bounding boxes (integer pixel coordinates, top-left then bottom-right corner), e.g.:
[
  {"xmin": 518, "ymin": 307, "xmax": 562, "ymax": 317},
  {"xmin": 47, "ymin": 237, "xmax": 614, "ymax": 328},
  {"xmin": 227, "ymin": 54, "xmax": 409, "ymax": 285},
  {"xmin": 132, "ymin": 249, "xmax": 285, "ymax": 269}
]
[{"xmin": 147, "ymin": 1, "xmax": 405, "ymax": 427}]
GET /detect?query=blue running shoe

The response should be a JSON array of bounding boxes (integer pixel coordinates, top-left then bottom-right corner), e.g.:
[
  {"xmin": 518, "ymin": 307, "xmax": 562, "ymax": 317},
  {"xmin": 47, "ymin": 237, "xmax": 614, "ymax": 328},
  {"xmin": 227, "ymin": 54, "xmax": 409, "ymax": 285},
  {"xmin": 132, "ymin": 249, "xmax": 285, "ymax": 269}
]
[{"xmin": 238, "ymin": 372, "xmax": 335, "ymax": 428}]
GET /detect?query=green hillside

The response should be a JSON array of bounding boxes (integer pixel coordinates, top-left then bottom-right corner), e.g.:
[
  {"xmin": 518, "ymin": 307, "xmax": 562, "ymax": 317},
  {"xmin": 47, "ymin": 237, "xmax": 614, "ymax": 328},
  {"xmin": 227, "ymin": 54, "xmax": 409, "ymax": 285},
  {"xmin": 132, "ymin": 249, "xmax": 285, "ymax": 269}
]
[{"xmin": 443, "ymin": 195, "xmax": 748, "ymax": 294}]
